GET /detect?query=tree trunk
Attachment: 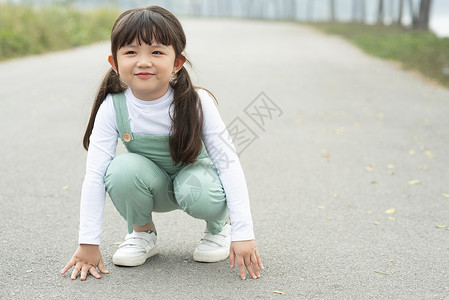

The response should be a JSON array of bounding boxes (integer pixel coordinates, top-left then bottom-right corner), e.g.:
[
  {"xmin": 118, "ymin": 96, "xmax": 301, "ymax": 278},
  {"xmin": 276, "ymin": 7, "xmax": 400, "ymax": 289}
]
[
  {"xmin": 288, "ymin": 0, "xmax": 297, "ymax": 20},
  {"xmin": 408, "ymin": 0, "xmax": 418, "ymax": 27},
  {"xmin": 352, "ymin": 0, "xmax": 357, "ymax": 22},
  {"xmin": 360, "ymin": 0, "xmax": 366, "ymax": 23},
  {"xmin": 415, "ymin": 0, "xmax": 433, "ymax": 30},
  {"xmin": 377, "ymin": 0, "xmax": 384, "ymax": 25},
  {"xmin": 396, "ymin": 0, "xmax": 404, "ymax": 25},
  {"xmin": 307, "ymin": 0, "xmax": 314, "ymax": 21},
  {"xmin": 329, "ymin": 0, "xmax": 336, "ymax": 22}
]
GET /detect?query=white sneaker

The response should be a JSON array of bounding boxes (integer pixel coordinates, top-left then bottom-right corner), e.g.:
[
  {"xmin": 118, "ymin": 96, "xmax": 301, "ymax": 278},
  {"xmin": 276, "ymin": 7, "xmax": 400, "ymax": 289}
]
[
  {"xmin": 193, "ymin": 224, "xmax": 231, "ymax": 263},
  {"xmin": 113, "ymin": 231, "xmax": 158, "ymax": 267}
]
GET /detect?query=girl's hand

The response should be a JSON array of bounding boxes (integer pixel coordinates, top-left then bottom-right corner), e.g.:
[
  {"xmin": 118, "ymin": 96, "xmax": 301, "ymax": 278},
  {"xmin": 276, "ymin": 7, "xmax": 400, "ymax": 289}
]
[
  {"xmin": 229, "ymin": 240, "xmax": 264, "ymax": 280},
  {"xmin": 61, "ymin": 244, "xmax": 109, "ymax": 280}
]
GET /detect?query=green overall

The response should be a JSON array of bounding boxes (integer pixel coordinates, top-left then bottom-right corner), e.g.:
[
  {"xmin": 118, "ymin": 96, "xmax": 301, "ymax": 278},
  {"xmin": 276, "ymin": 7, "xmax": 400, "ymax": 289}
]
[{"xmin": 104, "ymin": 92, "xmax": 228, "ymax": 235}]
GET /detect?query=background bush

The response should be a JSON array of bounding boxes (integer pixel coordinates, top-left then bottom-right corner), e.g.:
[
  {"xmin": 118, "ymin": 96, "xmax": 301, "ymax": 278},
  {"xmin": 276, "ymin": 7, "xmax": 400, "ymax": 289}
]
[
  {"xmin": 312, "ymin": 23, "xmax": 449, "ymax": 88},
  {"xmin": 0, "ymin": 4, "xmax": 118, "ymax": 61}
]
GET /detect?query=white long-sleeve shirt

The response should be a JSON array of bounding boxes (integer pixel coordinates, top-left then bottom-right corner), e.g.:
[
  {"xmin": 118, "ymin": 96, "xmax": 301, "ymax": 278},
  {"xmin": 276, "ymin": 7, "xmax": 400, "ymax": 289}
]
[{"xmin": 79, "ymin": 87, "xmax": 254, "ymax": 245}]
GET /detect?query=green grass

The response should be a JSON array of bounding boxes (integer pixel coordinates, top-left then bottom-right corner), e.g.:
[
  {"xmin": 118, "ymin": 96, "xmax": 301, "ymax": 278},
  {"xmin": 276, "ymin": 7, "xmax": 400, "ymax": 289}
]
[
  {"xmin": 0, "ymin": 4, "xmax": 119, "ymax": 61},
  {"xmin": 310, "ymin": 22, "xmax": 449, "ymax": 88}
]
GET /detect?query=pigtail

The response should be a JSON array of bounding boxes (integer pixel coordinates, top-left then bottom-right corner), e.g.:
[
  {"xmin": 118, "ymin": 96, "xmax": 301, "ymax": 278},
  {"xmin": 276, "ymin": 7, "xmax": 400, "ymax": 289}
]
[
  {"xmin": 82, "ymin": 68, "xmax": 126, "ymax": 150},
  {"xmin": 169, "ymin": 66, "xmax": 204, "ymax": 167}
]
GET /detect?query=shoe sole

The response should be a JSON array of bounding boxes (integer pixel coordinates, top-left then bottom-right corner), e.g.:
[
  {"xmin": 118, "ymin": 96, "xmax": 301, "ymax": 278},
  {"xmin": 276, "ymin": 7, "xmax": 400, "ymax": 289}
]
[
  {"xmin": 113, "ymin": 246, "xmax": 158, "ymax": 267},
  {"xmin": 193, "ymin": 250, "xmax": 230, "ymax": 263}
]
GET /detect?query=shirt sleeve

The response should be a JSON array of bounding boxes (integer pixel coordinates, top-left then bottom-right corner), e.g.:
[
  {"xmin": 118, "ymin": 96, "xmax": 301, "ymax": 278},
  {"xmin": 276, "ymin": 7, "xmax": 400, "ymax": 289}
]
[
  {"xmin": 79, "ymin": 95, "xmax": 118, "ymax": 245},
  {"xmin": 198, "ymin": 89, "xmax": 255, "ymax": 241}
]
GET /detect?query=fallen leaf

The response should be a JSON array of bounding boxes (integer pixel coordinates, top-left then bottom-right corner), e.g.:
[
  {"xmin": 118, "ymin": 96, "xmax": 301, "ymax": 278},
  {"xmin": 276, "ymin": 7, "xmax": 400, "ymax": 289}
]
[
  {"xmin": 365, "ymin": 167, "xmax": 374, "ymax": 172},
  {"xmin": 333, "ymin": 193, "xmax": 339, "ymax": 198},
  {"xmin": 374, "ymin": 270, "xmax": 389, "ymax": 275},
  {"xmin": 385, "ymin": 208, "xmax": 395, "ymax": 214},
  {"xmin": 409, "ymin": 150, "xmax": 415, "ymax": 155},
  {"xmin": 371, "ymin": 181, "xmax": 378, "ymax": 184},
  {"xmin": 62, "ymin": 186, "xmax": 69, "ymax": 190},
  {"xmin": 334, "ymin": 127, "xmax": 344, "ymax": 134},
  {"xmin": 318, "ymin": 205, "xmax": 326, "ymax": 209},
  {"xmin": 387, "ymin": 171, "xmax": 394, "ymax": 175},
  {"xmin": 435, "ymin": 225, "xmax": 447, "ymax": 229},
  {"xmin": 366, "ymin": 211, "xmax": 373, "ymax": 214},
  {"xmin": 418, "ymin": 165, "xmax": 429, "ymax": 170},
  {"xmin": 425, "ymin": 151, "xmax": 435, "ymax": 159},
  {"xmin": 273, "ymin": 291, "xmax": 284, "ymax": 295},
  {"xmin": 387, "ymin": 164, "xmax": 395, "ymax": 169},
  {"xmin": 327, "ymin": 216, "xmax": 332, "ymax": 220},
  {"xmin": 112, "ymin": 242, "xmax": 123, "ymax": 245},
  {"xmin": 25, "ymin": 270, "xmax": 32, "ymax": 273},
  {"xmin": 408, "ymin": 180, "xmax": 421, "ymax": 185},
  {"xmin": 373, "ymin": 222, "xmax": 380, "ymax": 225},
  {"xmin": 442, "ymin": 193, "xmax": 449, "ymax": 198},
  {"xmin": 389, "ymin": 217, "xmax": 397, "ymax": 221}
]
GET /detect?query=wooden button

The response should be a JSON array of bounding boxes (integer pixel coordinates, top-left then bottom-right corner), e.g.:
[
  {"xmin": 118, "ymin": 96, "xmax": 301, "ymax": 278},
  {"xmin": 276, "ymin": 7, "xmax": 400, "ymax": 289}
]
[{"xmin": 123, "ymin": 133, "xmax": 132, "ymax": 142}]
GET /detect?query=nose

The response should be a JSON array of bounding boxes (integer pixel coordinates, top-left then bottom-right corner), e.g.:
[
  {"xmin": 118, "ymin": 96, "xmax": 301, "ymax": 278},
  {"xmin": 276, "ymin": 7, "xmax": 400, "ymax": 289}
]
[{"xmin": 137, "ymin": 55, "xmax": 152, "ymax": 68}]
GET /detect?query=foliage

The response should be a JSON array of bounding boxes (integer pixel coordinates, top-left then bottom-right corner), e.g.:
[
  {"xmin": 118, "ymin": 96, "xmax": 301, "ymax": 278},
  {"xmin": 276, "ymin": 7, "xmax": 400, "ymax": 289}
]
[
  {"xmin": 311, "ymin": 22, "xmax": 449, "ymax": 88},
  {"xmin": 0, "ymin": 4, "xmax": 119, "ymax": 61}
]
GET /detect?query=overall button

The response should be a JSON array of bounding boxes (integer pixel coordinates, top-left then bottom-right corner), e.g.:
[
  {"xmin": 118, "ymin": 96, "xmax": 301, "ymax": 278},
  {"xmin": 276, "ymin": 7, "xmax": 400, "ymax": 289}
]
[{"xmin": 123, "ymin": 133, "xmax": 132, "ymax": 142}]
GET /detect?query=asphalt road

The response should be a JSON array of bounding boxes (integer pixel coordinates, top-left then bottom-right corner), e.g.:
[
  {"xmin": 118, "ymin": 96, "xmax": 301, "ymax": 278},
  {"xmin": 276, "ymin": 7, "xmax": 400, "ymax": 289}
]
[{"xmin": 1, "ymin": 18, "xmax": 448, "ymax": 299}]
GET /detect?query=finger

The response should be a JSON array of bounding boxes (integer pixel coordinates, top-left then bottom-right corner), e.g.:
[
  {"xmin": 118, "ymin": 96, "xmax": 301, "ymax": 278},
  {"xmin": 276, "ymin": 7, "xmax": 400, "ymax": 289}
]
[
  {"xmin": 237, "ymin": 257, "xmax": 246, "ymax": 280},
  {"xmin": 229, "ymin": 249, "xmax": 235, "ymax": 269},
  {"xmin": 256, "ymin": 251, "xmax": 264, "ymax": 270},
  {"xmin": 98, "ymin": 259, "xmax": 109, "ymax": 274},
  {"xmin": 251, "ymin": 253, "xmax": 261, "ymax": 278},
  {"xmin": 80, "ymin": 265, "xmax": 90, "ymax": 281},
  {"xmin": 61, "ymin": 259, "xmax": 75, "ymax": 275},
  {"xmin": 89, "ymin": 266, "xmax": 101, "ymax": 279},
  {"xmin": 71, "ymin": 265, "xmax": 80, "ymax": 280},
  {"xmin": 245, "ymin": 256, "xmax": 257, "ymax": 279}
]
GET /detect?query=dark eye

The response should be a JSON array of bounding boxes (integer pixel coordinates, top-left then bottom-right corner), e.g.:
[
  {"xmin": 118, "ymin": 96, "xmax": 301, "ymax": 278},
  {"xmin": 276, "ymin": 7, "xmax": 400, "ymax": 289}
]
[
  {"xmin": 125, "ymin": 51, "xmax": 136, "ymax": 55},
  {"xmin": 153, "ymin": 51, "xmax": 163, "ymax": 55}
]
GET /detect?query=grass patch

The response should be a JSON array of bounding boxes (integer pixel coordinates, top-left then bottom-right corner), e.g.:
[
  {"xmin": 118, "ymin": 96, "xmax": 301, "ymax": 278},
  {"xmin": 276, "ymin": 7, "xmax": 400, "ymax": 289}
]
[
  {"xmin": 0, "ymin": 4, "xmax": 119, "ymax": 61},
  {"xmin": 310, "ymin": 22, "xmax": 449, "ymax": 88}
]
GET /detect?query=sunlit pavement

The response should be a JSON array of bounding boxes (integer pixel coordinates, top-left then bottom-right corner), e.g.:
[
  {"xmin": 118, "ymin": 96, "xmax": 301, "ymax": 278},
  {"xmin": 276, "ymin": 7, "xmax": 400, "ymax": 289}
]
[{"xmin": 1, "ymin": 18, "xmax": 448, "ymax": 299}]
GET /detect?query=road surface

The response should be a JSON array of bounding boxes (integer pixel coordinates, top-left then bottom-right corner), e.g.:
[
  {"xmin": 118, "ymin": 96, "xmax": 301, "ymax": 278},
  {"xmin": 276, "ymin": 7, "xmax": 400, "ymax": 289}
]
[{"xmin": 0, "ymin": 18, "xmax": 448, "ymax": 299}]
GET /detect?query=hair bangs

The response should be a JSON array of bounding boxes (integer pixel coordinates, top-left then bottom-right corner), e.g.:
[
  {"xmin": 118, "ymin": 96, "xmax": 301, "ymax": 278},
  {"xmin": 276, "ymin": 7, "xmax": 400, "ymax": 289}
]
[{"xmin": 112, "ymin": 9, "xmax": 174, "ymax": 52}]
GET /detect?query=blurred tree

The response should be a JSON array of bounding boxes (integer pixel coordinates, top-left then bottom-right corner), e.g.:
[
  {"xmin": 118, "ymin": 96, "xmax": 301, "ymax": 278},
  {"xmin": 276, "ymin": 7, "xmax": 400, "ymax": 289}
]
[
  {"xmin": 377, "ymin": 0, "xmax": 384, "ymax": 25},
  {"xmin": 287, "ymin": 0, "xmax": 297, "ymax": 20},
  {"xmin": 408, "ymin": 0, "xmax": 418, "ymax": 25},
  {"xmin": 407, "ymin": 0, "xmax": 433, "ymax": 30},
  {"xmin": 307, "ymin": 0, "xmax": 314, "ymax": 21},
  {"xmin": 396, "ymin": 0, "xmax": 404, "ymax": 25},
  {"xmin": 416, "ymin": 0, "xmax": 432, "ymax": 30},
  {"xmin": 190, "ymin": 0, "xmax": 202, "ymax": 16},
  {"xmin": 329, "ymin": 0, "xmax": 336, "ymax": 22},
  {"xmin": 352, "ymin": 0, "xmax": 366, "ymax": 23}
]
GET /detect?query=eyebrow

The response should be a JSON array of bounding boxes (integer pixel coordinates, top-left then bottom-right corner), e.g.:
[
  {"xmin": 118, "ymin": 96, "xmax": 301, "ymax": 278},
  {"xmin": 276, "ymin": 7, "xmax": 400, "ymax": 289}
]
[{"xmin": 124, "ymin": 43, "xmax": 167, "ymax": 49}]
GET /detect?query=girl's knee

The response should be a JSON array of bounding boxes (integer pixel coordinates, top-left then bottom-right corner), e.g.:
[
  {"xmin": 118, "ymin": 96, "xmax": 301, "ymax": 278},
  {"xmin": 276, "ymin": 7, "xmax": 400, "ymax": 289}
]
[
  {"xmin": 105, "ymin": 153, "xmax": 145, "ymax": 184},
  {"xmin": 173, "ymin": 160, "xmax": 226, "ymax": 220},
  {"xmin": 105, "ymin": 153, "xmax": 167, "ymax": 191}
]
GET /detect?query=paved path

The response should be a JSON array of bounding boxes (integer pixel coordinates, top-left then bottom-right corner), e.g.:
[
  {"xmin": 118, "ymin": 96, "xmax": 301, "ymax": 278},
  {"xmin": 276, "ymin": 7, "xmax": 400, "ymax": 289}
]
[{"xmin": 1, "ymin": 18, "xmax": 448, "ymax": 299}]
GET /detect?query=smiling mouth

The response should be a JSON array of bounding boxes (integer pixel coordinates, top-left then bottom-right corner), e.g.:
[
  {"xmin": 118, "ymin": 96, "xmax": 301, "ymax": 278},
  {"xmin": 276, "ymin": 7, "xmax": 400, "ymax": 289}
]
[{"xmin": 135, "ymin": 72, "xmax": 154, "ymax": 78}]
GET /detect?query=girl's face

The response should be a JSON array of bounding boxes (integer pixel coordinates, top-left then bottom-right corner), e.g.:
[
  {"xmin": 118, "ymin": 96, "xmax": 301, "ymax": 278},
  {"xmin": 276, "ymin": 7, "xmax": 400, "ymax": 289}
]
[{"xmin": 109, "ymin": 39, "xmax": 184, "ymax": 101}]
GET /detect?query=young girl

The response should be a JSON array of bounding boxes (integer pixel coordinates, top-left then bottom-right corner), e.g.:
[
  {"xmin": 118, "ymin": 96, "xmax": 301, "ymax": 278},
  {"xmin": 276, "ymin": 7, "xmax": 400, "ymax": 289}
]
[{"xmin": 61, "ymin": 6, "xmax": 263, "ymax": 281}]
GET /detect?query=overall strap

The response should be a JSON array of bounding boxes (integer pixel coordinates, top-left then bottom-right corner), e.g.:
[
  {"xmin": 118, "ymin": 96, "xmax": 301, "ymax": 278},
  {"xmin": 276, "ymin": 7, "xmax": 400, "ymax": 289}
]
[{"xmin": 112, "ymin": 92, "xmax": 134, "ymax": 143}]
